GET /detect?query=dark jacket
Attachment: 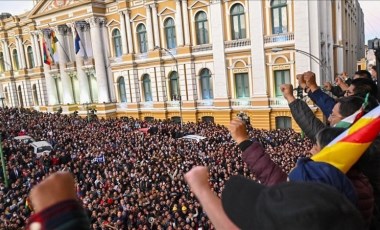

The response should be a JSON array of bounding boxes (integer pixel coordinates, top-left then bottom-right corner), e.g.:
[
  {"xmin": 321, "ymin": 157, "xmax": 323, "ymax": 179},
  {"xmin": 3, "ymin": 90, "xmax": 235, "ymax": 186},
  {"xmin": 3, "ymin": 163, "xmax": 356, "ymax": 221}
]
[
  {"xmin": 308, "ymin": 88, "xmax": 336, "ymax": 118},
  {"xmin": 289, "ymin": 99, "xmax": 325, "ymax": 142},
  {"xmin": 240, "ymin": 140, "xmax": 374, "ymax": 224}
]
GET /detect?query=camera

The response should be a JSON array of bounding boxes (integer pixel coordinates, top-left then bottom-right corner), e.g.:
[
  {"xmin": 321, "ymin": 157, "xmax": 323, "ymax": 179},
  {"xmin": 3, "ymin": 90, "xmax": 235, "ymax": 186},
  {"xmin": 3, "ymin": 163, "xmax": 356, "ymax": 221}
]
[{"xmin": 237, "ymin": 112, "xmax": 250, "ymax": 125}]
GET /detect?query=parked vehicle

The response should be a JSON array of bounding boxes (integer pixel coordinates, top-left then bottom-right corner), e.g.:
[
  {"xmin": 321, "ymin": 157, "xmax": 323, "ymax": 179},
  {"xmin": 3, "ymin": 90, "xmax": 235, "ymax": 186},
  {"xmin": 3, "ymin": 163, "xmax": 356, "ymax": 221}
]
[
  {"xmin": 29, "ymin": 141, "xmax": 53, "ymax": 158},
  {"xmin": 14, "ymin": 135, "xmax": 35, "ymax": 144}
]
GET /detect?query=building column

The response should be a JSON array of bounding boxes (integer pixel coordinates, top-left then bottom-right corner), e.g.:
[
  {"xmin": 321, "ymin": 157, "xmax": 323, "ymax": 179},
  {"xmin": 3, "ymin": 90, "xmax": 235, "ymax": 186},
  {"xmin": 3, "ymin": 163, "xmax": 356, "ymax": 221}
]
[
  {"xmin": 30, "ymin": 32, "xmax": 38, "ymax": 67},
  {"xmin": 119, "ymin": 11, "xmax": 128, "ymax": 54},
  {"xmin": 145, "ymin": 5, "xmax": 154, "ymax": 51},
  {"xmin": 1, "ymin": 39, "xmax": 12, "ymax": 71},
  {"xmin": 16, "ymin": 35, "xmax": 26, "ymax": 69},
  {"xmin": 151, "ymin": 4, "xmax": 160, "ymax": 48},
  {"xmin": 175, "ymin": 0, "xmax": 184, "ymax": 47},
  {"xmin": 86, "ymin": 16, "xmax": 110, "ymax": 103},
  {"xmin": 56, "ymin": 26, "xmax": 74, "ymax": 104},
  {"xmin": 33, "ymin": 32, "xmax": 42, "ymax": 67},
  {"xmin": 14, "ymin": 37, "xmax": 23, "ymax": 69},
  {"xmin": 67, "ymin": 23, "xmax": 91, "ymax": 103},
  {"xmin": 210, "ymin": 1, "xmax": 228, "ymax": 99},
  {"xmin": 124, "ymin": 9, "xmax": 134, "ymax": 54},
  {"xmin": 181, "ymin": 0, "xmax": 190, "ymax": 45},
  {"xmin": 248, "ymin": 0, "xmax": 268, "ymax": 97}
]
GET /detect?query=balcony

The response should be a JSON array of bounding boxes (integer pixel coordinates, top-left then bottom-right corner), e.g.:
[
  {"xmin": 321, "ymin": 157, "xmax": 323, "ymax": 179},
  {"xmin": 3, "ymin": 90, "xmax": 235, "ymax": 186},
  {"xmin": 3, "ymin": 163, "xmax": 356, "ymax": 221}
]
[
  {"xmin": 140, "ymin": 102, "xmax": 153, "ymax": 108},
  {"xmin": 197, "ymin": 100, "xmax": 214, "ymax": 107},
  {"xmin": 166, "ymin": 100, "xmax": 180, "ymax": 108},
  {"xmin": 264, "ymin": 32, "xmax": 294, "ymax": 44},
  {"xmin": 269, "ymin": 97, "xmax": 288, "ymax": 107},
  {"xmin": 224, "ymin": 39, "xmax": 251, "ymax": 49},
  {"xmin": 231, "ymin": 99, "xmax": 250, "ymax": 107},
  {"xmin": 191, "ymin": 44, "xmax": 213, "ymax": 53}
]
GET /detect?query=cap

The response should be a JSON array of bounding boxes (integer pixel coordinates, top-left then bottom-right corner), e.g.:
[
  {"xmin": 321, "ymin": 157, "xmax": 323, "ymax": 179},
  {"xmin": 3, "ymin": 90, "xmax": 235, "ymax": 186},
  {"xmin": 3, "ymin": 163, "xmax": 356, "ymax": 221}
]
[{"xmin": 222, "ymin": 176, "xmax": 364, "ymax": 230}]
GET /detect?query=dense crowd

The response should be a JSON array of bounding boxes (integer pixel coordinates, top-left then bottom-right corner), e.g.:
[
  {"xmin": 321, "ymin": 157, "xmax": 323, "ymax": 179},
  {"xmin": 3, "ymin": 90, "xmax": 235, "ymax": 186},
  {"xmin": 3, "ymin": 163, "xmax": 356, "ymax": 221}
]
[{"xmin": 0, "ymin": 108, "xmax": 312, "ymax": 229}]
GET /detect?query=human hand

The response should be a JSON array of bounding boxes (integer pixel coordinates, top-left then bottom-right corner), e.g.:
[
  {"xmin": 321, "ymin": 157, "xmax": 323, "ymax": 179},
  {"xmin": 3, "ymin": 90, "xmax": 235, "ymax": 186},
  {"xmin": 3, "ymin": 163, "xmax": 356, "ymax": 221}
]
[
  {"xmin": 29, "ymin": 172, "xmax": 77, "ymax": 213},
  {"xmin": 296, "ymin": 74, "xmax": 307, "ymax": 89},
  {"xmin": 280, "ymin": 84, "xmax": 296, "ymax": 103},
  {"xmin": 323, "ymin": 82, "xmax": 332, "ymax": 91},
  {"xmin": 303, "ymin": 71, "xmax": 318, "ymax": 91},
  {"xmin": 229, "ymin": 119, "xmax": 249, "ymax": 145},
  {"xmin": 184, "ymin": 166, "xmax": 210, "ymax": 195}
]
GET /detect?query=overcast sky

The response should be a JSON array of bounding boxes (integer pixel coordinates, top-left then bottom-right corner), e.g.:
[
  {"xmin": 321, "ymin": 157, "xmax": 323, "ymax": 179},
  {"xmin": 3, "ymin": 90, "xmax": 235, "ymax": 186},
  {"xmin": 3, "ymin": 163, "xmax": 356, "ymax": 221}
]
[{"xmin": 1, "ymin": 0, "xmax": 380, "ymax": 42}]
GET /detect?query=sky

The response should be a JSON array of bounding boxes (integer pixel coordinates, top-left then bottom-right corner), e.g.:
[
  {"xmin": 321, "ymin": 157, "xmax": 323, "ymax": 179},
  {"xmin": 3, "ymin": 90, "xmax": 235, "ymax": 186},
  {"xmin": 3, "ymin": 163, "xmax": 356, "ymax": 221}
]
[{"xmin": 1, "ymin": 0, "xmax": 380, "ymax": 42}]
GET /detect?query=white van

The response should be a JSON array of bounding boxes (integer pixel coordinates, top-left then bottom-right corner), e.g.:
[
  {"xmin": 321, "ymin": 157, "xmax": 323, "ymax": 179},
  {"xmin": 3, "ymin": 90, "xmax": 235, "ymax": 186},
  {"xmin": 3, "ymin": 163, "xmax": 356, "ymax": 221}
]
[
  {"xmin": 14, "ymin": 135, "xmax": 35, "ymax": 144},
  {"xmin": 29, "ymin": 141, "xmax": 53, "ymax": 158},
  {"xmin": 179, "ymin": 135, "xmax": 207, "ymax": 142}
]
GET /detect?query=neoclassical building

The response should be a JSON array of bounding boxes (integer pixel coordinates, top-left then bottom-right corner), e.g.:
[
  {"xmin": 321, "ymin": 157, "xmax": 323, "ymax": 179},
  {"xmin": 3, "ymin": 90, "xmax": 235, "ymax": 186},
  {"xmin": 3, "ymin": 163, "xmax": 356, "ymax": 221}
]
[{"xmin": 0, "ymin": 0, "xmax": 365, "ymax": 129}]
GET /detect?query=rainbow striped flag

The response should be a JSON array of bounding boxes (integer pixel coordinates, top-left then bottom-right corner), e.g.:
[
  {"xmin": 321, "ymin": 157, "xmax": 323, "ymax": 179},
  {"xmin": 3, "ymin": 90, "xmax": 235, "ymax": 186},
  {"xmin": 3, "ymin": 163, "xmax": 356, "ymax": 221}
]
[
  {"xmin": 43, "ymin": 38, "xmax": 53, "ymax": 66},
  {"xmin": 311, "ymin": 104, "xmax": 380, "ymax": 173}
]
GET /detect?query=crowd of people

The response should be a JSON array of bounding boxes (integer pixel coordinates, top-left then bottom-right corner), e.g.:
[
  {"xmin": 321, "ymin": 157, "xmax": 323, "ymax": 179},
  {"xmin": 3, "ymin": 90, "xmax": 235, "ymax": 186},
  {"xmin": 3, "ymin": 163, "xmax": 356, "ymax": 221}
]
[{"xmin": 0, "ymin": 108, "xmax": 312, "ymax": 229}]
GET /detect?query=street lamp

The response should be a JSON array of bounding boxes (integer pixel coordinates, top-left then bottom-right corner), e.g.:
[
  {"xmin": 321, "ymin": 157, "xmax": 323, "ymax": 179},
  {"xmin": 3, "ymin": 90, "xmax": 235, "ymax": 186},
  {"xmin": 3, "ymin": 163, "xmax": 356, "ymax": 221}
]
[
  {"xmin": 154, "ymin": 46, "xmax": 183, "ymax": 129},
  {"xmin": 272, "ymin": 47, "xmax": 328, "ymax": 82}
]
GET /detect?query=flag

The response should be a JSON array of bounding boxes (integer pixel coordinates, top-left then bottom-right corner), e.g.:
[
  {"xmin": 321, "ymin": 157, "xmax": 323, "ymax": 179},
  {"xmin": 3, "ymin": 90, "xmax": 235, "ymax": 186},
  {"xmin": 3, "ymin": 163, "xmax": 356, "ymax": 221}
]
[
  {"xmin": 92, "ymin": 155, "xmax": 105, "ymax": 163},
  {"xmin": 43, "ymin": 38, "xmax": 53, "ymax": 65},
  {"xmin": 312, "ymin": 105, "xmax": 380, "ymax": 173},
  {"xmin": 75, "ymin": 30, "xmax": 81, "ymax": 54},
  {"xmin": 50, "ymin": 30, "xmax": 59, "ymax": 62}
]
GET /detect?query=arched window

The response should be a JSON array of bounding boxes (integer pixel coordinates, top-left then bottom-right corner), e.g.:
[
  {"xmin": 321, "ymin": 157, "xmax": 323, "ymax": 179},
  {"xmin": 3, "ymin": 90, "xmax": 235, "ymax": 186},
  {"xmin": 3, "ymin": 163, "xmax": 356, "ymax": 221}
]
[
  {"xmin": 12, "ymin": 49, "xmax": 19, "ymax": 70},
  {"xmin": 142, "ymin": 74, "xmax": 152, "ymax": 102},
  {"xmin": 195, "ymin": 11, "xmax": 209, "ymax": 45},
  {"xmin": 32, "ymin": 84, "xmax": 39, "ymax": 106},
  {"xmin": 169, "ymin": 71, "xmax": 180, "ymax": 100},
  {"xmin": 0, "ymin": 52, "xmax": 5, "ymax": 72},
  {"xmin": 271, "ymin": 0, "xmax": 288, "ymax": 34},
  {"xmin": 118, "ymin": 77, "xmax": 127, "ymax": 102},
  {"xmin": 27, "ymin": 46, "xmax": 34, "ymax": 68},
  {"xmin": 200, "ymin": 69, "xmax": 213, "ymax": 99},
  {"xmin": 235, "ymin": 73, "xmax": 249, "ymax": 98},
  {"xmin": 112, "ymin": 29, "xmax": 122, "ymax": 57},
  {"xmin": 137, "ymin": 24, "xmax": 148, "ymax": 53},
  {"xmin": 164, "ymin": 18, "xmax": 177, "ymax": 49},
  {"xmin": 230, "ymin": 4, "xmax": 246, "ymax": 40}
]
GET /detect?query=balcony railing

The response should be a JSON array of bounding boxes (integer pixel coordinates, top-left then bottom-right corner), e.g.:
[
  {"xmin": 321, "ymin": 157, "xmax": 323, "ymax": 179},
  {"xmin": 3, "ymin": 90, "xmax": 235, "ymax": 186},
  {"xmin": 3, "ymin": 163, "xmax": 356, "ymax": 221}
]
[
  {"xmin": 231, "ymin": 99, "xmax": 250, "ymax": 107},
  {"xmin": 269, "ymin": 97, "xmax": 288, "ymax": 107},
  {"xmin": 140, "ymin": 102, "xmax": 153, "ymax": 108},
  {"xmin": 197, "ymin": 100, "xmax": 214, "ymax": 107},
  {"xmin": 264, "ymin": 32, "xmax": 294, "ymax": 44},
  {"xmin": 191, "ymin": 44, "xmax": 213, "ymax": 53},
  {"xmin": 224, "ymin": 39, "xmax": 251, "ymax": 49},
  {"xmin": 166, "ymin": 100, "xmax": 180, "ymax": 108}
]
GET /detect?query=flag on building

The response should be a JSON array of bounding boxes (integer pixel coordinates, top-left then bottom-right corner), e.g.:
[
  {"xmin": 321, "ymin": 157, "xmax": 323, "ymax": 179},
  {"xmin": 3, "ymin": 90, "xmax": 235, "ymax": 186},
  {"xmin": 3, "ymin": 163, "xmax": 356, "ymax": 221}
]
[
  {"xmin": 50, "ymin": 30, "xmax": 59, "ymax": 63},
  {"xmin": 43, "ymin": 38, "xmax": 53, "ymax": 65},
  {"xmin": 75, "ymin": 30, "xmax": 81, "ymax": 54},
  {"xmin": 312, "ymin": 105, "xmax": 380, "ymax": 173}
]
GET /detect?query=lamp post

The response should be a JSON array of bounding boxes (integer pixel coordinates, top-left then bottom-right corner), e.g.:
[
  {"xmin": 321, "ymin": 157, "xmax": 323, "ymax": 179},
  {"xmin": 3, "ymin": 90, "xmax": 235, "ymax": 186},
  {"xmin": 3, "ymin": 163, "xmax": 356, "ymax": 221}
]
[
  {"xmin": 154, "ymin": 46, "xmax": 183, "ymax": 129},
  {"xmin": 83, "ymin": 102, "xmax": 90, "ymax": 122},
  {"xmin": 0, "ymin": 133, "xmax": 9, "ymax": 188},
  {"xmin": 272, "ymin": 47, "xmax": 328, "ymax": 82},
  {"xmin": 368, "ymin": 38, "xmax": 380, "ymax": 99},
  {"xmin": 0, "ymin": 97, "xmax": 4, "ymax": 108}
]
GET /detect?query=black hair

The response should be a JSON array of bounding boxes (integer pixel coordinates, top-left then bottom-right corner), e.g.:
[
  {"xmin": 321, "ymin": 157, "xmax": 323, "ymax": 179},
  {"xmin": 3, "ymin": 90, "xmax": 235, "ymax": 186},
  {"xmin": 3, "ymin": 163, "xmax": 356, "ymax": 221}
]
[
  {"xmin": 351, "ymin": 78, "xmax": 378, "ymax": 98},
  {"xmin": 336, "ymin": 96, "xmax": 364, "ymax": 118},
  {"xmin": 354, "ymin": 70, "xmax": 372, "ymax": 79},
  {"xmin": 315, "ymin": 127, "xmax": 346, "ymax": 149}
]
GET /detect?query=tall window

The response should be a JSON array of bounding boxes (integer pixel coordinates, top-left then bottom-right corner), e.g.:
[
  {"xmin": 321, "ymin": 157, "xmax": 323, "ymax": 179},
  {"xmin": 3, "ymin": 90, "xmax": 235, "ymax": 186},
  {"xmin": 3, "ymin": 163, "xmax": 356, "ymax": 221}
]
[
  {"xmin": 118, "ymin": 77, "xmax": 127, "ymax": 102},
  {"xmin": 200, "ymin": 69, "xmax": 213, "ymax": 99},
  {"xmin": 230, "ymin": 4, "xmax": 246, "ymax": 40},
  {"xmin": 276, "ymin": 116, "xmax": 291, "ymax": 129},
  {"xmin": 32, "ymin": 84, "xmax": 39, "ymax": 106},
  {"xmin": 195, "ymin": 11, "xmax": 209, "ymax": 45},
  {"xmin": 137, "ymin": 24, "xmax": 148, "ymax": 53},
  {"xmin": 0, "ymin": 52, "xmax": 5, "ymax": 72},
  {"xmin": 235, "ymin": 73, "xmax": 249, "ymax": 98},
  {"xmin": 112, "ymin": 29, "xmax": 122, "ymax": 57},
  {"xmin": 142, "ymin": 74, "xmax": 152, "ymax": 102},
  {"xmin": 164, "ymin": 18, "xmax": 177, "ymax": 49},
  {"xmin": 18, "ymin": 85, "xmax": 24, "ymax": 107},
  {"xmin": 271, "ymin": 0, "xmax": 288, "ymax": 34},
  {"xmin": 169, "ymin": 72, "xmax": 180, "ymax": 100},
  {"xmin": 12, "ymin": 49, "xmax": 19, "ymax": 70},
  {"xmin": 274, "ymin": 70, "xmax": 290, "ymax": 97},
  {"xmin": 27, "ymin": 46, "xmax": 34, "ymax": 68}
]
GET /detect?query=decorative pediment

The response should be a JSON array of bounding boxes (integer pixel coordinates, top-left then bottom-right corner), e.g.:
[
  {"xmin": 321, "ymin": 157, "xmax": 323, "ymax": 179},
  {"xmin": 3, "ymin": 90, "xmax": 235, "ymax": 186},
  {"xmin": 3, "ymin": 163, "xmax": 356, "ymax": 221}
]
[
  {"xmin": 188, "ymin": 0, "xmax": 209, "ymax": 9},
  {"xmin": 106, "ymin": 19, "xmax": 120, "ymax": 27},
  {"xmin": 22, "ymin": 39, "xmax": 32, "ymax": 46},
  {"xmin": 28, "ymin": 0, "xmax": 83, "ymax": 19},
  {"xmin": 130, "ymin": 13, "xmax": 146, "ymax": 22},
  {"xmin": 157, "ymin": 7, "xmax": 176, "ymax": 16}
]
